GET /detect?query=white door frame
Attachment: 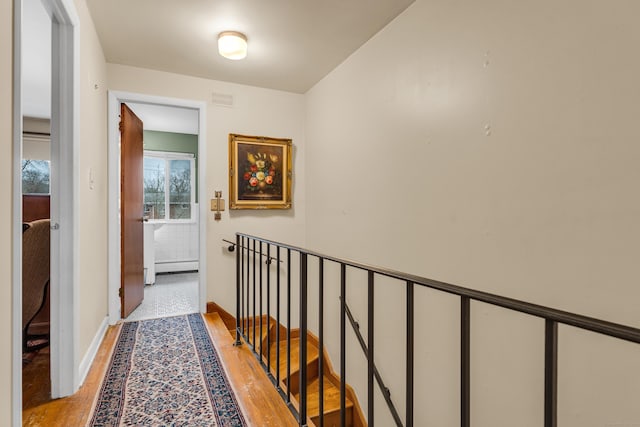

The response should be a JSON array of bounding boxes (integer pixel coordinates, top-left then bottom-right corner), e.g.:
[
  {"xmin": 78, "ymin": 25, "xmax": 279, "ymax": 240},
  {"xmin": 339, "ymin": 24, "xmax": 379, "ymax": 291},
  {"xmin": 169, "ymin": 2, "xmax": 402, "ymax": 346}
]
[
  {"xmin": 107, "ymin": 91, "xmax": 208, "ymax": 324},
  {"xmin": 12, "ymin": 0, "xmax": 80, "ymax": 423}
]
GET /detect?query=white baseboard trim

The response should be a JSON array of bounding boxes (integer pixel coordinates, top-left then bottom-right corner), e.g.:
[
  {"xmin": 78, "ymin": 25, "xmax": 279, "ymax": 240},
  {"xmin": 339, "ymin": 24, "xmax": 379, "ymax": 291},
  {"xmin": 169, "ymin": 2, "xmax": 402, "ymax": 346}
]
[
  {"xmin": 155, "ymin": 261, "xmax": 199, "ymax": 273},
  {"xmin": 78, "ymin": 316, "xmax": 109, "ymax": 386}
]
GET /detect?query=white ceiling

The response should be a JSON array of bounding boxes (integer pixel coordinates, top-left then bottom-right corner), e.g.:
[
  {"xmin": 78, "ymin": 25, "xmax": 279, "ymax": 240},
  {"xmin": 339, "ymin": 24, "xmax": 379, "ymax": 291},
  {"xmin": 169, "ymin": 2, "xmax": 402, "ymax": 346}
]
[
  {"xmin": 87, "ymin": 0, "xmax": 415, "ymax": 94},
  {"xmin": 127, "ymin": 103, "xmax": 199, "ymax": 135},
  {"xmin": 22, "ymin": 0, "xmax": 415, "ymax": 129}
]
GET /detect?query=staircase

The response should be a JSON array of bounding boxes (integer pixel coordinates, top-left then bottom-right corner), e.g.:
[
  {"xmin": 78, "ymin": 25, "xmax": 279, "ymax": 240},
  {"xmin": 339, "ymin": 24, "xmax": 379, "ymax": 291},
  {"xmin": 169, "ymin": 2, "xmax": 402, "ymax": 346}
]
[
  {"xmin": 228, "ymin": 234, "xmax": 640, "ymax": 427},
  {"xmin": 208, "ymin": 303, "xmax": 366, "ymax": 427}
]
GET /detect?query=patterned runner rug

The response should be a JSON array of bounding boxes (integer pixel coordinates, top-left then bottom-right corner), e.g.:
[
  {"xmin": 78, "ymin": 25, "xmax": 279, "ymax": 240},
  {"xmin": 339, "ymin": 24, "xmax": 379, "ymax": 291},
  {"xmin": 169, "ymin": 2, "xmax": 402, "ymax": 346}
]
[{"xmin": 88, "ymin": 314, "xmax": 246, "ymax": 426}]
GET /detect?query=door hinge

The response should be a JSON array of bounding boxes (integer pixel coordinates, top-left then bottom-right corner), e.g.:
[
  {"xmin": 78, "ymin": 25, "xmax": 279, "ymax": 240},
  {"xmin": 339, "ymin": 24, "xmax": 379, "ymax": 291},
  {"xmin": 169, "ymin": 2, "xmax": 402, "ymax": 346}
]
[
  {"xmin": 119, "ymin": 121, "xmax": 124, "ymax": 132},
  {"xmin": 118, "ymin": 287, "xmax": 123, "ymax": 298}
]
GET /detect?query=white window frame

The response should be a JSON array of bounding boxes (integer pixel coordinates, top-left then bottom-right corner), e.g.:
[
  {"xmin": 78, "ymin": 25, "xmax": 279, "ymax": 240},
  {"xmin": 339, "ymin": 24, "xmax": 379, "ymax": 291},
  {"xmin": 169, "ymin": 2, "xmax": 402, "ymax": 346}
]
[{"xmin": 143, "ymin": 150, "xmax": 196, "ymax": 223}]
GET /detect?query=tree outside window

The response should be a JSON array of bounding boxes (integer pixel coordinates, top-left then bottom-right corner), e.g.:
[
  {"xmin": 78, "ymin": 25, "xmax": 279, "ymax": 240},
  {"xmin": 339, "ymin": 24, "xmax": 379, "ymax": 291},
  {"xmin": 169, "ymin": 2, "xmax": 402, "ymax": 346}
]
[
  {"xmin": 143, "ymin": 153, "xmax": 194, "ymax": 220},
  {"xmin": 22, "ymin": 159, "xmax": 50, "ymax": 194},
  {"xmin": 144, "ymin": 157, "xmax": 166, "ymax": 219},
  {"xmin": 169, "ymin": 159, "xmax": 191, "ymax": 219}
]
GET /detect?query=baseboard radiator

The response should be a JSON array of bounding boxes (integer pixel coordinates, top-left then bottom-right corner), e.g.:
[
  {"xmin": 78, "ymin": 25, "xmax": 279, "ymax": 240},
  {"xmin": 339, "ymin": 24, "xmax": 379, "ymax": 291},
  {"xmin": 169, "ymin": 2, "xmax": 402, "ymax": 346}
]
[{"xmin": 155, "ymin": 260, "xmax": 199, "ymax": 274}]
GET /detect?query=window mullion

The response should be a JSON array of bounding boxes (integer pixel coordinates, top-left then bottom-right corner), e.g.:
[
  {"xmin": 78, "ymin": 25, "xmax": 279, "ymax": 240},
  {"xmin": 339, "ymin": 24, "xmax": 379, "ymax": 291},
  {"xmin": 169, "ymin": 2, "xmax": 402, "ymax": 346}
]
[
  {"xmin": 165, "ymin": 158, "xmax": 171, "ymax": 220},
  {"xmin": 191, "ymin": 158, "xmax": 196, "ymax": 213}
]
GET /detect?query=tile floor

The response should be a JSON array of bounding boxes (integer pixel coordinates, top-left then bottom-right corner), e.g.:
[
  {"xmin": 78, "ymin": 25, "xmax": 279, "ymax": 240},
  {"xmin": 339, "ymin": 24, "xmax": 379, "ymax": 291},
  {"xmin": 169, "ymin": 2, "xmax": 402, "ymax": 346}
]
[{"xmin": 125, "ymin": 272, "xmax": 199, "ymax": 322}]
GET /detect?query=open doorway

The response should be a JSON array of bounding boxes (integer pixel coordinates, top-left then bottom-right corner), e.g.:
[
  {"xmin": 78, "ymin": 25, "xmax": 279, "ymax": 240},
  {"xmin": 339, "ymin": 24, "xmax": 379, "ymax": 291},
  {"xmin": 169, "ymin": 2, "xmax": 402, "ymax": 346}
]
[
  {"xmin": 20, "ymin": 4, "xmax": 53, "ymax": 412},
  {"xmin": 121, "ymin": 102, "xmax": 201, "ymax": 322},
  {"xmin": 107, "ymin": 92, "xmax": 207, "ymax": 325},
  {"xmin": 13, "ymin": 0, "xmax": 80, "ymax": 423}
]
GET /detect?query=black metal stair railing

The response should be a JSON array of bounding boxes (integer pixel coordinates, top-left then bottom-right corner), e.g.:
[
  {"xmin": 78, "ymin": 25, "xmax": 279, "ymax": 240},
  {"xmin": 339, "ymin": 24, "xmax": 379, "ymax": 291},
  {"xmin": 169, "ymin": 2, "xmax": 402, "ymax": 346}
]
[{"xmin": 232, "ymin": 233, "xmax": 640, "ymax": 427}]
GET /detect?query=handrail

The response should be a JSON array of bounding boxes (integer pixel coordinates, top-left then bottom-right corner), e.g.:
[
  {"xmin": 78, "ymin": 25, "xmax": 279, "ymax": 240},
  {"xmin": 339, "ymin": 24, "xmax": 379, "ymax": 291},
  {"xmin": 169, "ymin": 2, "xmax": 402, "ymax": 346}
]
[
  {"xmin": 223, "ymin": 238, "xmax": 284, "ymax": 263},
  {"xmin": 234, "ymin": 232, "xmax": 640, "ymax": 427},
  {"xmin": 236, "ymin": 233, "xmax": 640, "ymax": 344}
]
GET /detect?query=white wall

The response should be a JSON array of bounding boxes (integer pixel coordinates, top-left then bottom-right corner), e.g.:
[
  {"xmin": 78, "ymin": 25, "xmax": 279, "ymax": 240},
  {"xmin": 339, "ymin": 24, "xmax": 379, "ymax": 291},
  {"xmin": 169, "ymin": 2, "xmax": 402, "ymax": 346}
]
[
  {"xmin": 1, "ymin": 0, "xmax": 14, "ymax": 423},
  {"xmin": 23, "ymin": 117, "xmax": 51, "ymax": 160},
  {"xmin": 154, "ymin": 220, "xmax": 199, "ymax": 271},
  {"xmin": 107, "ymin": 63, "xmax": 306, "ymax": 315},
  {"xmin": 4, "ymin": 1, "xmax": 108, "ymax": 413},
  {"xmin": 74, "ymin": 0, "xmax": 110, "ymax": 368},
  {"xmin": 305, "ymin": 0, "xmax": 640, "ymax": 425},
  {"xmin": 22, "ymin": 138, "xmax": 50, "ymax": 161}
]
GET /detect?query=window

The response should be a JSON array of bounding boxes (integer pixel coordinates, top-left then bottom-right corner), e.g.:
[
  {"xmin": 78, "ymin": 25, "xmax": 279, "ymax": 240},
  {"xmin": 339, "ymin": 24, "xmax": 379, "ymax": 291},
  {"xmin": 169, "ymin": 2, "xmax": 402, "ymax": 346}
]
[
  {"xmin": 143, "ymin": 152, "xmax": 195, "ymax": 220},
  {"xmin": 22, "ymin": 159, "xmax": 50, "ymax": 194}
]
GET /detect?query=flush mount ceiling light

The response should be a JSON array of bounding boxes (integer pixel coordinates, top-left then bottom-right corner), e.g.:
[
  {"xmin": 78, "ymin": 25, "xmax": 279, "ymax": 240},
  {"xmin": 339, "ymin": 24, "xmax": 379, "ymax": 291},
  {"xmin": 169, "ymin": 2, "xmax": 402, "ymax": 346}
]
[{"xmin": 218, "ymin": 31, "xmax": 248, "ymax": 60}]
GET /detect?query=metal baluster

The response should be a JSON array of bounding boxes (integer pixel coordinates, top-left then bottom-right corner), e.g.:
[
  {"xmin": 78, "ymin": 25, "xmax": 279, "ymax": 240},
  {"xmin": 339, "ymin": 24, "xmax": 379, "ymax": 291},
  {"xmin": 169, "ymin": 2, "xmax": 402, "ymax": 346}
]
[
  {"xmin": 267, "ymin": 243, "xmax": 271, "ymax": 374},
  {"xmin": 245, "ymin": 237, "xmax": 250, "ymax": 338},
  {"xmin": 319, "ymin": 257, "xmax": 324, "ymax": 427},
  {"xmin": 235, "ymin": 234, "xmax": 241, "ymax": 345},
  {"xmin": 252, "ymin": 239, "xmax": 257, "ymax": 349},
  {"xmin": 260, "ymin": 241, "xmax": 263, "ymax": 362},
  {"xmin": 545, "ymin": 320, "xmax": 558, "ymax": 427},
  {"xmin": 340, "ymin": 263, "xmax": 346, "ymax": 427},
  {"xmin": 287, "ymin": 248, "xmax": 292, "ymax": 403},
  {"xmin": 461, "ymin": 296, "xmax": 470, "ymax": 427},
  {"xmin": 368, "ymin": 271, "xmax": 375, "ymax": 427},
  {"xmin": 299, "ymin": 253, "xmax": 308, "ymax": 426},
  {"xmin": 240, "ymin": 236, "xmax": 245, "ymax": 337},
  {"xmin": 406, "ymin": 281, "xmax": 414, "ymax": 427},
  {"xmin": 276, "ymin": 246, "xmax": 281, "ymax": 388}
]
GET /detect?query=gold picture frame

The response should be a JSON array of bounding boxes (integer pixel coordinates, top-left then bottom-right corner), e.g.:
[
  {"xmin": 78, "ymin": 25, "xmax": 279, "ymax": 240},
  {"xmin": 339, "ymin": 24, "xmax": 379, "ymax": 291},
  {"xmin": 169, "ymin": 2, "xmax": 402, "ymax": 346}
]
[{"xmin": 229, "ymin": 134, "xmax": 292, "ymax": 209}]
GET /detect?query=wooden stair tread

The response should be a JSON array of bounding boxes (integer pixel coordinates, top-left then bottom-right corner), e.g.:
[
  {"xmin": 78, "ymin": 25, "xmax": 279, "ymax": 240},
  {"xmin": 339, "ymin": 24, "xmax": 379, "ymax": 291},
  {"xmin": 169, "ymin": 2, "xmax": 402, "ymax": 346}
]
[
  {"xmin": 201, "ymin": 313, "xmax": 300, "ymax": 426},
  {"xmin": 296, "ymin": 375, "xmax": 353, "ymax": 417},
  {"xmin": 268, "ymin": 337, "xmax": 319, "ymax": 378},
  {"xmin": 209, "ymin": 307, "xmax": 365, "ymax": 427},
  {"xmin": 205, "ymin": 312, "xmax": 234, "ymax": 345},
  {"xmin": 240, "ymin": 318, "xmax": 275, "ymax": 347}
]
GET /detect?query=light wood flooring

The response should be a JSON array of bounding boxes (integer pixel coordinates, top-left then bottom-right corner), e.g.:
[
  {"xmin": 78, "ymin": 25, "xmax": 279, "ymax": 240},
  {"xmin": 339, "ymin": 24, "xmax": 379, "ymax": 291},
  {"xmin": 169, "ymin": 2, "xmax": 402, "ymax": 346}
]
[{"xmin": 22, "ymin": 313, "xmax": 298, "ymax": 427}]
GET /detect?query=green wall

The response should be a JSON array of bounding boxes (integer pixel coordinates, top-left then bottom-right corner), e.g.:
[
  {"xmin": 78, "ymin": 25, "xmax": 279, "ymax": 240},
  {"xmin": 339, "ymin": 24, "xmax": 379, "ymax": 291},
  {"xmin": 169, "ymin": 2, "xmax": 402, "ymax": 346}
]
[{"xmin": 143, "ymin": 130, "xmax": 199, "ymax": 202}]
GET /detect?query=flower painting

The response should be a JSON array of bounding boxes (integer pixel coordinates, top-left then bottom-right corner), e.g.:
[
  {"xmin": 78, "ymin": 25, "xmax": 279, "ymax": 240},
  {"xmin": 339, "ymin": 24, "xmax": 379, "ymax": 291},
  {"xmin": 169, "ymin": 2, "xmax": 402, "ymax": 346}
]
[
  {"xmin": 242, "ymin": 151, "xmax": 280, "ymax": 196},
  {"xmin": 229, "ymin": 134, "xmax": 292, "ymax": 209}
]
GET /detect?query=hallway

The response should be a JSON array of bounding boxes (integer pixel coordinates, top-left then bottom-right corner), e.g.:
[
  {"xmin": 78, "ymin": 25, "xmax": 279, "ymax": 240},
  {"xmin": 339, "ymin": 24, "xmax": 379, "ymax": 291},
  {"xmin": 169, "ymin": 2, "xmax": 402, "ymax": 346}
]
[
  {"xmin": 22, "ymin": 313, "xmax": 297, "ymax": 426},
  {"xmin": 22, "ymin": 272, "xmax": 201, "ymax": 424}
]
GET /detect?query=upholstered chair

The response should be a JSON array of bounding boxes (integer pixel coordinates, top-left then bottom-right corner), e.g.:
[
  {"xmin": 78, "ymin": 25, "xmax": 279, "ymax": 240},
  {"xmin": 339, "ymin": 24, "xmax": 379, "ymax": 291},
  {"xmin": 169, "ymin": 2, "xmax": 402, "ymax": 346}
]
[{"xmin": 22, "ymin": 219, "xmax": 51, "ymax": 353}]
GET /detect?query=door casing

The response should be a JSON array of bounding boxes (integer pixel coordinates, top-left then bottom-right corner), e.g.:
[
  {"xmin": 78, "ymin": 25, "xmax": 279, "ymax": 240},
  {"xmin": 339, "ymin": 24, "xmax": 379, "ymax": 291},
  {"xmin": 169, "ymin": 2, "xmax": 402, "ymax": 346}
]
[
  {"xmin": 12, "ymin": 0, "xmax": 80, "ymax": 423},
  {"xmin": 107, "ymin": 91, "xmax": 207, "ymax": 324}
]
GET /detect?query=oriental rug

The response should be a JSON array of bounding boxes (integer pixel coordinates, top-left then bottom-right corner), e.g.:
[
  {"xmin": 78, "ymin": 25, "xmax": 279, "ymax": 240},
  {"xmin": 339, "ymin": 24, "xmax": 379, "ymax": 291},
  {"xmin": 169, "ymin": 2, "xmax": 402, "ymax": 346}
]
[{"xmin": 88, "ymin": 314, "xmax": 246, "ymax": 427}]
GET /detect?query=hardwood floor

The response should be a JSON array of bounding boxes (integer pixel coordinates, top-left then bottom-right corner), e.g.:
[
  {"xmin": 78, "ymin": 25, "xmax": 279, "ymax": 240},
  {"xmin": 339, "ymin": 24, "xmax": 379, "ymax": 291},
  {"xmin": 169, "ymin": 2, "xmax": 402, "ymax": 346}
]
[
  {"xmin": 22, "ymin": 323, "xmax": 121, "ymax": 426},
  {"xmin": 21, "ymin": 314, "xmax": 298, "ymax": 426},
  {"xmin": 22, "ymin": 348, "xmax": 52, "ymax": 412}
]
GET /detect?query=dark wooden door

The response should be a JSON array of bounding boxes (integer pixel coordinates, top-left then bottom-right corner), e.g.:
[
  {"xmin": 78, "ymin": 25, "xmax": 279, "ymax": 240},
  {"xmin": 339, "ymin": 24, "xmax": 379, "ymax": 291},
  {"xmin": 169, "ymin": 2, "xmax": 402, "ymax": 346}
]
[{"xmin": 120, "ymin": 103, "xmax": 145, "ymax": 317}]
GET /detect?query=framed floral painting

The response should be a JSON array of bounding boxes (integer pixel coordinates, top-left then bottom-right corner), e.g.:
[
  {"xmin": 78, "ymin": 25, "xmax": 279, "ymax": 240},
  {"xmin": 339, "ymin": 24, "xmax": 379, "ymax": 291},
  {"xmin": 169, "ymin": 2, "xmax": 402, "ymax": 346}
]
[{"xmin": 229, "ymin": 134, "xmax": 292, "ymax": 209}]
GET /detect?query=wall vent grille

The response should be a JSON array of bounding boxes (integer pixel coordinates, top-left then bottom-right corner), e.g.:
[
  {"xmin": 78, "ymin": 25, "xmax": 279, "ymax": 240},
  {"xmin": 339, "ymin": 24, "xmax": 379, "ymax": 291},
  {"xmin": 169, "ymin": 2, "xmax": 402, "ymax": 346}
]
[{"xmin": 212, "ymin": 92, "xmax": 234, "ymax": 107}]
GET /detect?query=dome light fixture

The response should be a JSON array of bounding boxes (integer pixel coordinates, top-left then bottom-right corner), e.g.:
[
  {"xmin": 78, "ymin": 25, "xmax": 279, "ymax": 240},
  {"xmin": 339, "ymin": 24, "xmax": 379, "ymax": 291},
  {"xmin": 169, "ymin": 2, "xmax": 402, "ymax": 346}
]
[{"xmin": 218, "ymin": 31, "xmax": 248, "ymax": 60}]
